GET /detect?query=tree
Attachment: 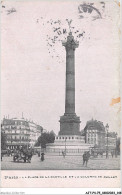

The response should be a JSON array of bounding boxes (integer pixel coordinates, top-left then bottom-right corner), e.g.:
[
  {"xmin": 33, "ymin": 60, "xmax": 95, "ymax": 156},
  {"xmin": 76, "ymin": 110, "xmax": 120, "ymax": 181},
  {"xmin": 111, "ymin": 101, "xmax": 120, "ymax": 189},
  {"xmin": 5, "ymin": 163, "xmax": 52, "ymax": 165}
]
[
  {"xmin": 1, "ymin": 132, "xmax": 7, "ymax": 150},
  {"xmin": 35, "ymin": 131, "xmax": 55, "ymax": 148}
]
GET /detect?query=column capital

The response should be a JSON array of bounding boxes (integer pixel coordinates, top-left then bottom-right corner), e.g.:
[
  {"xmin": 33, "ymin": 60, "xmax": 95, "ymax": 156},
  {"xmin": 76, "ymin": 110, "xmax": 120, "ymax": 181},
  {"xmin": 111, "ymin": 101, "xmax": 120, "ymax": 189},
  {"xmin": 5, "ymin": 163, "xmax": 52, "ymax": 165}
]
[{"xmin": 62, "ymin": 32, "xmax": 79, "ymax": 50}]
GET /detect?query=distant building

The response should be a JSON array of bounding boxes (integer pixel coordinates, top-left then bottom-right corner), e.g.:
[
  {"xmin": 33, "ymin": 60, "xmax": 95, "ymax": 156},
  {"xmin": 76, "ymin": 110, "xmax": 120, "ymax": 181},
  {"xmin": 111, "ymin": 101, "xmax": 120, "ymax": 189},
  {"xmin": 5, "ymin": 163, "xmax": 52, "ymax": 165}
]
[
  {"xmin": 84, "ymin": 119, "xmax": 106, "ymax": 147},
  {"xmin": 1, "ymin": 117, "xmax": 43, "ymax": 150},
  {"xmin": 105, "ymin": 132, "xmax": 117, "ymax": 149},
  {"xmin": 83, "ymin": 119, "xmax": 117, "ymax": 150}
]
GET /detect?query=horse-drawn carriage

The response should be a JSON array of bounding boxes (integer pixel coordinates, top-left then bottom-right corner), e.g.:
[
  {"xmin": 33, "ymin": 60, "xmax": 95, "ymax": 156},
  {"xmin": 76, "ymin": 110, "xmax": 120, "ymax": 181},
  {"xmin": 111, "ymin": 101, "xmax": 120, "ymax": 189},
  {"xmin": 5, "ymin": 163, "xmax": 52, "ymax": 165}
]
[
  {"xmin": 90, "ymin": 147, "xmax": 105, "ymax": 158},
  {"xmin": 13, "ymin": 147, "xmax": 33, "ymax": 163}
]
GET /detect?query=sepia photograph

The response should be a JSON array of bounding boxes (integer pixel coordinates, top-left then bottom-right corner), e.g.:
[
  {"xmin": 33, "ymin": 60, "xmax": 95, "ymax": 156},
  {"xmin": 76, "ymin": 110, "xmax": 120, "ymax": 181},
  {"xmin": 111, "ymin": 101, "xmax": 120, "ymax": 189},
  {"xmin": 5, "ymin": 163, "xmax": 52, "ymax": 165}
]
[{"xmin": 1, "ymin": 0, "xmax": 121, "ymax": 173}]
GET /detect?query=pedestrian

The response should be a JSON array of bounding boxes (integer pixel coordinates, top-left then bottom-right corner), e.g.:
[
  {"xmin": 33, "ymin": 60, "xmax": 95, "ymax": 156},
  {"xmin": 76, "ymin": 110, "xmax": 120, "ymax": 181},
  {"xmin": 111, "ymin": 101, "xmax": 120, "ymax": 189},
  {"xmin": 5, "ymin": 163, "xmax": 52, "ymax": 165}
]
[
  {"xmin": 111, "ymin": 151, "xmax": 114, "ymax": 158},
  {"xmin": 19, "ymin": 146, "xmax": 23, "ymax": 157},
  {"xmin": 41, "ymin": 152, "xmax": 45, "ymax": 161},
  {"xmin": 62, "ymin": 151, "xmax": 66, "ymax": 158},
  {"xmin": 38, "ymin": 151, "xmax": 40, "ymax": 157},
  {"xmin": 1, "ymin": 153, "xmax": 3, "ymax": 161},
  {"xmin": 115, "ymin": 149, "xmax": 118, "ymax": 158},
  {"xmin": 83, "ymin": 151, "xmax": 90, "ymax": 167},
  {"xmin": 106, "ymin": 150, "xmax": 108, "ymax": 159}
]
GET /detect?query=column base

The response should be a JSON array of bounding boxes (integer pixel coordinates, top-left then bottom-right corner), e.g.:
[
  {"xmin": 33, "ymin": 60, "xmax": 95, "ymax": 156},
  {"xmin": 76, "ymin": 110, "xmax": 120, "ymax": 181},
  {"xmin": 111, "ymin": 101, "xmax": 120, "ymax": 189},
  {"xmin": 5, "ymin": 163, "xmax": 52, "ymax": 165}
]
[{"xmin": 59, "ymin": 114, "xmax": 81, "ymax": 135}]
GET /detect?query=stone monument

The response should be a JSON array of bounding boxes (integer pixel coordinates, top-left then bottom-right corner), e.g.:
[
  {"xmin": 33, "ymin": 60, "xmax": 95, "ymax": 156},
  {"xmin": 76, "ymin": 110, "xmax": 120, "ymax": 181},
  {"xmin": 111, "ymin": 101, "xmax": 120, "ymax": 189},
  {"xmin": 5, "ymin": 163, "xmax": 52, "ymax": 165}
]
[
  {"xmin": 59, "ymin": 32, "xmax": 81, "ymax": 136},
  {"xmin": 46, "ymin": 32, "xmax": 93, "ymax": 154}
]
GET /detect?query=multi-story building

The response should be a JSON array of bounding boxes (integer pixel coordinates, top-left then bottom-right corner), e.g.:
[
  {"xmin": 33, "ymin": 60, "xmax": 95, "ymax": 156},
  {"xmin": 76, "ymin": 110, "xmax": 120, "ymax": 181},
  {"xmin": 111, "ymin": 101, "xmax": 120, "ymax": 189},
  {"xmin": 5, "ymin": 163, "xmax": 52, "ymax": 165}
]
[
  {"xmin": 1, "ymin": 117, "xmax": 43, "ymax": 150},
  {"xmin": 84, "ymin": 119, "xmax": 106, "ymax": 147},
  {"xmin": 84, "ymin": 119, "xmax": 117, "ymax": 149}
]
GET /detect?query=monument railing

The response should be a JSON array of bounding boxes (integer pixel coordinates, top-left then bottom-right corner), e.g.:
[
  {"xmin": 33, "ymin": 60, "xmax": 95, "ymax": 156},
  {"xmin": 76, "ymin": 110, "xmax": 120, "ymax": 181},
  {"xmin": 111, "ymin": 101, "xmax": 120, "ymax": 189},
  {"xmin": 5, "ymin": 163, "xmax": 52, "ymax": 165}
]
[{"xmin": 45, "ymin": 148, "xmax": 89, "ymax": 155}]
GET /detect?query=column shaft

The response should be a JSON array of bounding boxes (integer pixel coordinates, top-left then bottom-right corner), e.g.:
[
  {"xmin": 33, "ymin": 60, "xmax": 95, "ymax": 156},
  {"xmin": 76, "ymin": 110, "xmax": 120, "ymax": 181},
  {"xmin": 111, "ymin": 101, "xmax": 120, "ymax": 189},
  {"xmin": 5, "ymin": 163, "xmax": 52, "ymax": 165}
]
[{"xmin": 65, "ymin": 49, "xmax": 75, "ymax": 114}]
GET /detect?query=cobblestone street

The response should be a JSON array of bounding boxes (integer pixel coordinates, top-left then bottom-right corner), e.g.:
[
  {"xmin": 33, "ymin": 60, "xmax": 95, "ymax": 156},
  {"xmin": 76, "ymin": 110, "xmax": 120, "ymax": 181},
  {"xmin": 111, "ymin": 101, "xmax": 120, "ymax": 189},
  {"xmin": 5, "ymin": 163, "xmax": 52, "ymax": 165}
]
[{"xmin": 1, "ymin": 154, "xmax": 120, "ymax": 170}]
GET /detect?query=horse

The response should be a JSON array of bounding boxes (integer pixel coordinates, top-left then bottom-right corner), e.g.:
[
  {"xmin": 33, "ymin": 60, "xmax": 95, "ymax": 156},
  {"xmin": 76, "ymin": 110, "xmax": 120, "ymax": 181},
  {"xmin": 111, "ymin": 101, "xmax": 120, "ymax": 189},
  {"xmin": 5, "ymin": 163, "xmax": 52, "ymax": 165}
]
[
  {"xmin": 22, "ymin": 148, "xmax": 33, "ymax": 163},
  {"xmin": 13, "ymin": 150, "xmax": 22, "ymax": 162},
  {"xmin": 13, "ymin": 148, "xmax": 33, "ymax": 163},
  {"xmin": 83, "ymin": 151, "xmax": 90, "ymax": 167}
]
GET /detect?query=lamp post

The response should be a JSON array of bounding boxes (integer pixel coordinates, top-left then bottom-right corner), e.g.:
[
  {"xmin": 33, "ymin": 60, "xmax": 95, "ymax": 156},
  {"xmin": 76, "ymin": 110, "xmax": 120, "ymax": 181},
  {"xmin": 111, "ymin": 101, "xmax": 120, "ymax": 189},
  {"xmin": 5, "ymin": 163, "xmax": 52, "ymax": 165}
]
[
  {"xmin": 115, "ymin": 132, "xmax": 118, "ymax": 158},
  {"xmin": 65, "ymin": 137, "xmax": 67, "ymax": 156},
  {"xmin": 115, "ymin": 132, "xmax": 118, "ymax": 147},
  {"xmin": 105, "ymin": 123, "xmax": 109, "ymax": 158}
]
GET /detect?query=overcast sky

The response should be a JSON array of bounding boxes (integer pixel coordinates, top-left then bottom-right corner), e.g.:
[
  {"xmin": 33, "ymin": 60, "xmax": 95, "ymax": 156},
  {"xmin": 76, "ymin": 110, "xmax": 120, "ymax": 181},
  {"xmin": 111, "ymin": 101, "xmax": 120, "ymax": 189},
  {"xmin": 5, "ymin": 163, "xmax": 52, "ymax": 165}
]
[{"xmin": 1, "ymin": 0, "xmax": 120, "ymax": 135}]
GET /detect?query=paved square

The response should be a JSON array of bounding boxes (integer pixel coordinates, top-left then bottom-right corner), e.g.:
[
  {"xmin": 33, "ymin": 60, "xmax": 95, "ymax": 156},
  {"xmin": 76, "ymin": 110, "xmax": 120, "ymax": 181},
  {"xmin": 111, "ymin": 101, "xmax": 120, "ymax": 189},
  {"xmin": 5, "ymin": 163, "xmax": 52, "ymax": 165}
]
[{"xmin": 1, "ymin": 154, "xmax": 120, "ymax": 170}]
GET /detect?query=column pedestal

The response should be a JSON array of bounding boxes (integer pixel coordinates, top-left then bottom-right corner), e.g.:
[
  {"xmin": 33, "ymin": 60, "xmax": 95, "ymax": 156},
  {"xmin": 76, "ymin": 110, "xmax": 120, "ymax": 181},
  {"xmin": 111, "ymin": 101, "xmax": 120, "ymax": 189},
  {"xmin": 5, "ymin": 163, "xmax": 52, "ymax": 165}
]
[{"xmin": 59, "ymin": 114, "xmax": 81, "ymax": 135}]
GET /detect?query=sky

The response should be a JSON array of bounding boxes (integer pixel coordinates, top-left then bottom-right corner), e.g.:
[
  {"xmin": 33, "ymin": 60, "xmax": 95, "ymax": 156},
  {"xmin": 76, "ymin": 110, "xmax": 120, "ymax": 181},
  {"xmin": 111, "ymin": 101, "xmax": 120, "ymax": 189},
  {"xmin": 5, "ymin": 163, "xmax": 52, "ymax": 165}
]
[{"xmin": 1, "ymin": 0, "xmax": 120, "ymax": 135}]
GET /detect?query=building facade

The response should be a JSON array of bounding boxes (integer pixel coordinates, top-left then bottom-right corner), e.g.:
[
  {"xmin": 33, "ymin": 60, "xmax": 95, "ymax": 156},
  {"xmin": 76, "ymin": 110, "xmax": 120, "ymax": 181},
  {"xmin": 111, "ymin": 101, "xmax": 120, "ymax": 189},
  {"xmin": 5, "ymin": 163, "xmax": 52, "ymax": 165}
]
[
  {"xmin": 1, "ymin": 118, "xmax": 43, "ymax": 150},
  {"xmin": 84, "ymin": 119, "xmax": 105, "ymax": 147},
  {"xmin": 105, "ymin": 132, "xmax": 117, "ymax": 149},
  {"xmin": 84, "ymin": 119, "xmax": 117, "ymax": 149}
]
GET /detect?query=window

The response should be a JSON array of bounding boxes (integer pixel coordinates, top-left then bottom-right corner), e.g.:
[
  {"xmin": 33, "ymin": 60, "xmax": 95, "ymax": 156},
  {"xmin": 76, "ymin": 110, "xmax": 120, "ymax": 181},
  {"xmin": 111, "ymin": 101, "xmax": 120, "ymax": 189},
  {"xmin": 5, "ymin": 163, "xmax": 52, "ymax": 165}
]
[
  {"xmin": 72, "ymin": 137, "xmax": 74, "ymax": 139},
  {"xmin": 69, "ymin": 137, "xmax": 70, "ymax": 139}
]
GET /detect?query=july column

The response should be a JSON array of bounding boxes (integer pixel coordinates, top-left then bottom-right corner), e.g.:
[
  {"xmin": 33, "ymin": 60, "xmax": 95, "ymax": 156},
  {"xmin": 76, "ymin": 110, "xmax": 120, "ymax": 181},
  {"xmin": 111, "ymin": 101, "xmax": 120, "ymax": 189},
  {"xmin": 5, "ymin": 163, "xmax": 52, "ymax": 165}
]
[{"xmin": 62, "ymin": 32, "xmax": 79, "ymax": 115}]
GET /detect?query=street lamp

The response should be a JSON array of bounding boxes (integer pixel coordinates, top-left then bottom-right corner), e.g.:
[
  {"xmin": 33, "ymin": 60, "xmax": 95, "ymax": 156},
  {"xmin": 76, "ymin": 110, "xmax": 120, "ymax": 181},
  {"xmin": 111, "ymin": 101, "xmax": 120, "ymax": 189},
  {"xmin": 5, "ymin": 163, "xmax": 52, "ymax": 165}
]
[
  {"xmin": 115, "ymin": 132, "xmax": 118, "ymax": 147},
  {"xmin": 105, "ymin": 123, "xmax": 109, "ymax": 158},
  {"xmin": 115, "ymin": 132, "xmax": 118, "ymax": 157},
  {"xmin": 65, "ymin": 137, "xmax": 66, "ymax": 153}
]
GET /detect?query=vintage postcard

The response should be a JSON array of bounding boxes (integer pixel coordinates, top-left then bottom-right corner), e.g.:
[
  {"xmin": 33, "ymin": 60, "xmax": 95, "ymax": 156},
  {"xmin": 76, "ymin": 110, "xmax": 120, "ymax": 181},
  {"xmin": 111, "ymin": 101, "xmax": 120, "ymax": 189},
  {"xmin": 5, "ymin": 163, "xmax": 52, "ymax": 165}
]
[{"xmin": 1, "ymin": 0, "xmax": 121, "ymax": 189}]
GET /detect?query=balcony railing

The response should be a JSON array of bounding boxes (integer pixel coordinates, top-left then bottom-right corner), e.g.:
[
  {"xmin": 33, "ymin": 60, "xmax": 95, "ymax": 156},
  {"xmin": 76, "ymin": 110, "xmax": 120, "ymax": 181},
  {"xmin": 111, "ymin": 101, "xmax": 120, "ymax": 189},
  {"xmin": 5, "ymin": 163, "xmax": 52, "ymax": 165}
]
[
  {"xmin": 7, "ymin": 139, "xmax": 30, "ymax": 142},
  {"xmin": 5, "ymin": 133, "xmax": 30, "ymax": 136}
]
